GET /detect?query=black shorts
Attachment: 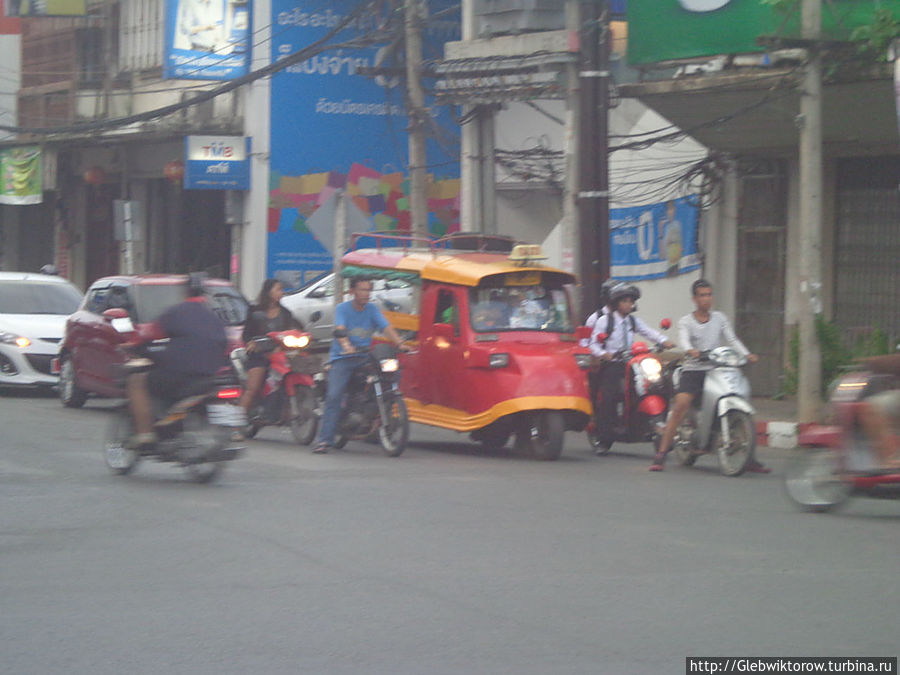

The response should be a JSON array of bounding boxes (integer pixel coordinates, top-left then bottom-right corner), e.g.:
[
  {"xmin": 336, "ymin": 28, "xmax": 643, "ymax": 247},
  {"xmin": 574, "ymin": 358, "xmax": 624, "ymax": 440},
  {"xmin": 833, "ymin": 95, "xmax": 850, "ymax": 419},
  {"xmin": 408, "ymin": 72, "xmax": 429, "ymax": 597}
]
[
  {"xmin": 246, "ymin": 350, "xmax": 268, "ymax": 370},
  {"xmin": 677, "ymin": 370, "xmax": 706, "ymax": 397}
]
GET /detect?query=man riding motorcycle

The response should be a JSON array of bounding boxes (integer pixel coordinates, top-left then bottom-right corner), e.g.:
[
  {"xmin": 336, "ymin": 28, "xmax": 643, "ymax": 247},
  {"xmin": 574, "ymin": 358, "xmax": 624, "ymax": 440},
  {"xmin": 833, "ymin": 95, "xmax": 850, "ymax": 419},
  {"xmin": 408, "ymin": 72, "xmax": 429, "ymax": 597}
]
[
  {"xmin": 312, "ymin": 276, "xmax": 407, "ymax": 455},
  {"xmin": 857, "ymin": 352, "xmax": 900, "ymax": 469},
  {"xmin": 125, "ymin": 272, "xmax": 227, "ymax": 449},
  {"xmin": 589, "ymin": 283, "xmax": 674, "ymax": 454}
]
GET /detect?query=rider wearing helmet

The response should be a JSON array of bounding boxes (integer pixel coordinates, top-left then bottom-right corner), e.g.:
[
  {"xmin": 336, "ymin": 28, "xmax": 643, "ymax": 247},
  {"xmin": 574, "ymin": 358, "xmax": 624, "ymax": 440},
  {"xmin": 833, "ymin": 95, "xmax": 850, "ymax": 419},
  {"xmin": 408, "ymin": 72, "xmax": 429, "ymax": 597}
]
[
  {"xmin": 126, "ymin": 272, "xmax": 228, "ymax": 448},
  {"xmin": 589, "ymin": 282, "xmax": 673, "ymax": 454}
]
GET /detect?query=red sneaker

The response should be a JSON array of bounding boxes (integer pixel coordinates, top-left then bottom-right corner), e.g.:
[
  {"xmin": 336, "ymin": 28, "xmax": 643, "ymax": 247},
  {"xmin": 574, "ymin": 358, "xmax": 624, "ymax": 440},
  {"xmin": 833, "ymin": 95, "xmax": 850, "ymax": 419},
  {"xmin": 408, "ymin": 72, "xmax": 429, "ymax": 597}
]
[
  {"xmin": 746, "ymin": 460, "xmax": 771, "ymax": 474},
  {"xmin": 649, "ymin": 453, "xmax": 666, "ymax": 472}
]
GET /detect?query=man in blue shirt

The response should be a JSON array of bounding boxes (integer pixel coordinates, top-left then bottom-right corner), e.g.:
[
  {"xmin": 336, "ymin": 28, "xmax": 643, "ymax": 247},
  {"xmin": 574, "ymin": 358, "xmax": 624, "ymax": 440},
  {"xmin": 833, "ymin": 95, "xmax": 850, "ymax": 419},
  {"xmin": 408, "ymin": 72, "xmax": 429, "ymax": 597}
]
[{"xmin": 313, "ymin": 277, "xmax": 407, "ymax": 454}]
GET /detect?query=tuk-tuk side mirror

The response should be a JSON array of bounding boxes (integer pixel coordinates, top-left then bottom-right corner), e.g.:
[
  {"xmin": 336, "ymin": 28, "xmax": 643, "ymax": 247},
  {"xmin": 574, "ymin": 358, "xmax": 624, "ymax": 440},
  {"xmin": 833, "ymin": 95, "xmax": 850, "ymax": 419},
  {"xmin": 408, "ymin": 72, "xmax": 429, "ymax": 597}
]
[
  {"xmin": 433, "ymin": 323, "xmax": 455, "ymax": 340},
  {"xmin": 575, "ymin": 326, "xmax": 592, "ymax": 341}
]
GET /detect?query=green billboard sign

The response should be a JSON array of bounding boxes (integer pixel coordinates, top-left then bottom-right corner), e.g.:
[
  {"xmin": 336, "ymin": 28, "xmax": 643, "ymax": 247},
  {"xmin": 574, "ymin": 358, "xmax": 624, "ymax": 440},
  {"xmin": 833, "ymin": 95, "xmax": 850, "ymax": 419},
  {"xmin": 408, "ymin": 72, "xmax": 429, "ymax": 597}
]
[{"xmin": 628, "ymin": 0, "xmax": 899, "ymax": 65}]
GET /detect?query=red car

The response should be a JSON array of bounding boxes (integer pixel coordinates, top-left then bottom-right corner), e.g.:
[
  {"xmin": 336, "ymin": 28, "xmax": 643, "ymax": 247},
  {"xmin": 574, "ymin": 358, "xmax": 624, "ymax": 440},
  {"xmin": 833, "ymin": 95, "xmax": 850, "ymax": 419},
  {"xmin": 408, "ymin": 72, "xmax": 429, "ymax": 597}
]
[{"xmin": 58, "ymin": 274, "xmax": 248, "ymax": 407}]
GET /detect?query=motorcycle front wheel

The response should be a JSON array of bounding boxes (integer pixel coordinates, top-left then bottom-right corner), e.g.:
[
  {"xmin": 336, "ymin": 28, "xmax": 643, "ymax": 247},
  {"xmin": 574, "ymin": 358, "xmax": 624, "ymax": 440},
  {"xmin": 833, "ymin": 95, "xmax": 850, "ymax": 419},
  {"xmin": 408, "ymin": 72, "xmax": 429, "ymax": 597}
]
[
  {"xmin": 289, "ymin": 388, "xmax": 319, "ymax": 446},
  {"xmin": 784, "ymin": 448, "xmax": 852, "ymax": 512},
  {"xmin": 716, "ymin": 410, "xmax": 755, "ymax": 477},
  {"xmin": 103, "ymin": 408, "xmax": 140, "ymax": 475},
  {"xmin": 378, "ymin": 394, "xmax": 409, "ymax": 457}
]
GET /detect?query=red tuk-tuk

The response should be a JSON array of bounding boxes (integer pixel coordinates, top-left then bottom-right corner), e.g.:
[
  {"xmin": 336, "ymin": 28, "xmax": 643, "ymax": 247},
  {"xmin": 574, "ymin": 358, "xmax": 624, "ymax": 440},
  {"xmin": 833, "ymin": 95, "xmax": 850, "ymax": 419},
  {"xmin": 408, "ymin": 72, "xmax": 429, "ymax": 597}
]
[{"xmin": 340, "ymin": 233, "xmax": 592, "ymax": 460}]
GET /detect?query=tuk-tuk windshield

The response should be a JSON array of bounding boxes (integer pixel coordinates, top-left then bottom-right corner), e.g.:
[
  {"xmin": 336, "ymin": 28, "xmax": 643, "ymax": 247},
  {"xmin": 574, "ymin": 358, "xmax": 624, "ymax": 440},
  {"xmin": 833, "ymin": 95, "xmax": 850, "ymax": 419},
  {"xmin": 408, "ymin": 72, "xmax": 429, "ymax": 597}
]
[{"xmin": 469, "ymin": 285, "xmax": 573, "ymax": 333}]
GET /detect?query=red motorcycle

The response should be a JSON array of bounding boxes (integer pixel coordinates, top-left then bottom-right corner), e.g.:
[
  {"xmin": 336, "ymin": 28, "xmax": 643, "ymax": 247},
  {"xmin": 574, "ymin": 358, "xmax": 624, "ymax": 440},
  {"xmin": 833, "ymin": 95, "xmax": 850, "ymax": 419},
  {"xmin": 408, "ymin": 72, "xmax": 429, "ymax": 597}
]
[
  {"xmin": 586, "ymin": 339, "xmax": 674, "ymax": 455},
  {"xmin": 230, "ymin": 329, "xmax": 321, "ymax": 445},
  {"xmin": 785, "ymin": 369, "xmax": 900, "ymax": 512}
]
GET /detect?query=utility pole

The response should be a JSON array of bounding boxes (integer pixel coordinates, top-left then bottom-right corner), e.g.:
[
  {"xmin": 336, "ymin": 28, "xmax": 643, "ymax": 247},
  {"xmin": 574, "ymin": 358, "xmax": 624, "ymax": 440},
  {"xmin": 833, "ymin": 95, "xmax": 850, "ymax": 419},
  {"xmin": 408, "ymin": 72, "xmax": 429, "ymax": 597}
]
[
  {"xmin": 405, "ymin": 0, "xmax": 428, "ymax": 238},
  {"xmin": 797, "ymin": 0, "xmax": 824, "ymax": 422},
  {"xmin": 577, "ymin": 0, "xmax": 610, "ymax": 318}
]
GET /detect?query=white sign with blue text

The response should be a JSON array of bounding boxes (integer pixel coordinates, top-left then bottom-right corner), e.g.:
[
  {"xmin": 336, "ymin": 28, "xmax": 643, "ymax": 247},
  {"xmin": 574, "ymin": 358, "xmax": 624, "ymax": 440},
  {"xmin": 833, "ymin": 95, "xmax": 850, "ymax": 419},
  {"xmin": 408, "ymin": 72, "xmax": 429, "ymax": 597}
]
[{"xmin": 184, "ymin": 135, "xmax": 250, "ymax": 190}]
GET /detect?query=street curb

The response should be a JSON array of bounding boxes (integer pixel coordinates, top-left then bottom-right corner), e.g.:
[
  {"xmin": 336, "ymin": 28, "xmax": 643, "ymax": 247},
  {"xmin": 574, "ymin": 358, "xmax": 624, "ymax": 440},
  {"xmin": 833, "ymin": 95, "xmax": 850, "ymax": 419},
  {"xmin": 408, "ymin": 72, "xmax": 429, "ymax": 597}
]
[{"xmin": 756, "ymin": 421, "xmax": 814, "ymax": 449}]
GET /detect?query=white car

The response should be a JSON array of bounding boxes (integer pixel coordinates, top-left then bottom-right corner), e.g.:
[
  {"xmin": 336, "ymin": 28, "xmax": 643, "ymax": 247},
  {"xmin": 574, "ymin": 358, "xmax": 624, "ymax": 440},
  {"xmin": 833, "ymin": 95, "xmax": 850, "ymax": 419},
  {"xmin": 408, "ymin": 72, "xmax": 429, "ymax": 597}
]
[
  {"xmin": 281, "ymin": 273, "xmax": 416, "ymax": 345},
  {"xmin": 0, "ymin": 272, "xmax": 83, "ymax": 389}
]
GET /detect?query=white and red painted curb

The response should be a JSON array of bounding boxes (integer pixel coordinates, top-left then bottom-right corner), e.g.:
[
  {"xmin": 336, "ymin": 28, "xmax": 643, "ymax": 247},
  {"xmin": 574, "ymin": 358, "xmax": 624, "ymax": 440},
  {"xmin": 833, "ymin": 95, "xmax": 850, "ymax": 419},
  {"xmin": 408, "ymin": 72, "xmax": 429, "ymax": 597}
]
[{"xmin": 756, "ymin": 421, "xmax": 814, "ymax": 449}]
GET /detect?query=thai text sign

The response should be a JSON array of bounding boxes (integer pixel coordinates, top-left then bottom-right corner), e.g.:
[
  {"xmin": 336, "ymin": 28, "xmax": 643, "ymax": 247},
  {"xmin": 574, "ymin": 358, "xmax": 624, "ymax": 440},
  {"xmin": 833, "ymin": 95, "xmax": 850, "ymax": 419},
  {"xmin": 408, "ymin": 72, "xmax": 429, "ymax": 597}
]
[{"xmin": 184, "ymin": 135, "xmax": 250, "ymax": 190}]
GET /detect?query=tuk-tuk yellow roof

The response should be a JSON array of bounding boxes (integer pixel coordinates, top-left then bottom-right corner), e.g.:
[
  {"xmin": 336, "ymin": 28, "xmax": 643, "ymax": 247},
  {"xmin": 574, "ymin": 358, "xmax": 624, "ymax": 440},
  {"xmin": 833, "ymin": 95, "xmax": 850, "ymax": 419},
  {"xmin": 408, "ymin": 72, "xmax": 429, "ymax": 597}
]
[{"xmin": 341, "ymin": 247, "xmax": 576, "ymax": 287}]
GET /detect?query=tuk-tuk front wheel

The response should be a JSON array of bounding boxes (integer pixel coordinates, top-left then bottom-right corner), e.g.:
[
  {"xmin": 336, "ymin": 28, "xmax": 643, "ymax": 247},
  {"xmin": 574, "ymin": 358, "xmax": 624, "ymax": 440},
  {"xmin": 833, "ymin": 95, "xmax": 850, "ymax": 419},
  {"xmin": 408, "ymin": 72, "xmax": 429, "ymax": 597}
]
[{"xmin": 516, "ymin": 411, "xmax": 565, "ymax": 461}]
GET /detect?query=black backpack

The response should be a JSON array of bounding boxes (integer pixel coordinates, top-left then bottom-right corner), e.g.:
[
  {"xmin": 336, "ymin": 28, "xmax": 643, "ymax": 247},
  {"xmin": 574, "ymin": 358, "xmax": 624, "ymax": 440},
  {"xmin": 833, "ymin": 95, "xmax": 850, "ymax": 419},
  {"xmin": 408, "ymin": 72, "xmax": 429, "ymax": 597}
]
[{"xmin": 601, "ymin": 312, "xmax": 636, "ymax": 349}]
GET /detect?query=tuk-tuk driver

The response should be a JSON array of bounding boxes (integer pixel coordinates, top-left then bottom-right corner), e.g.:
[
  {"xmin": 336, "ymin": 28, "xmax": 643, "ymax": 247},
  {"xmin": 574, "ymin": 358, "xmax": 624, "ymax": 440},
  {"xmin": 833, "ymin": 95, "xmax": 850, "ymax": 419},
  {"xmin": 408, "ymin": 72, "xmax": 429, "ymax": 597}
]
[{"xmin": 313, "ymin": 277, "xmax": 407, "ymax": 454}]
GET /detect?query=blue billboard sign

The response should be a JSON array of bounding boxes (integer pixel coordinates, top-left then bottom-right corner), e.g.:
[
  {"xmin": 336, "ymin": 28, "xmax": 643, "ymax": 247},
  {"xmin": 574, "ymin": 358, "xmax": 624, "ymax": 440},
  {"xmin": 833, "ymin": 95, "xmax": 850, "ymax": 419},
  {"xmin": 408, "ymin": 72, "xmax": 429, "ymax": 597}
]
[
  {"xmin": 267, "ymin": 1, "xmax": 461, "ymax": 290},
  {"xmin": 164, "ymin": 0, "xmax": 251, "ymax": 80},
  {"xmin": 610, "ymin": 196, "xmax": 701, "ymax": 281},
  {"xmin": 184, "ymin": 135, "xmax": 250, "ymax": 190}
]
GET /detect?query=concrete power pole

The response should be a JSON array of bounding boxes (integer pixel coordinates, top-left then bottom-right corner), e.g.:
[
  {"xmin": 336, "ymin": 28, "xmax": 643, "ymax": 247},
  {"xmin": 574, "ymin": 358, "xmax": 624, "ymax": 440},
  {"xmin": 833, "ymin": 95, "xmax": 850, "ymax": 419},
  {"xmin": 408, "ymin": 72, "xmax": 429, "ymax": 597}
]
[
  {"xmin": 405, "ymin": 0, "xmax": 429, "ymax": 238},
  {"xmin": 797, "ymin": 0, "xmax": 824, "ymax": 422},
  {"xmin": 577, "ymin": 0, "xmax": 610, "ymax": 318}
]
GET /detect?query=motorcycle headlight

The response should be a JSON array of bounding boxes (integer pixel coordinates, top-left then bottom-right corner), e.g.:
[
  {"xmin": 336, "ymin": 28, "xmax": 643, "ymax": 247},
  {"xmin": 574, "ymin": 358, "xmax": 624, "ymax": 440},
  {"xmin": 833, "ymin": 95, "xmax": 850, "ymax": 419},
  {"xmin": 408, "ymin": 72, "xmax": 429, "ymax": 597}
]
[
  {"xmin": 0, "ymin": 332, "xmax": 30, "ymax": 348},
  {"xmin": 574, "ymin": 353, "xmax": 592, "ymax": 370},
  {"xmin": 379, "ymin": 358, "xmax": 400, "ymax": 373},
  {"xmin": 282, "ymin": 334, "xmax": 310, "ymax": 349},
  {"xmin": 639, "ymin": 358, "xmax": 662, "ymax": 382}
]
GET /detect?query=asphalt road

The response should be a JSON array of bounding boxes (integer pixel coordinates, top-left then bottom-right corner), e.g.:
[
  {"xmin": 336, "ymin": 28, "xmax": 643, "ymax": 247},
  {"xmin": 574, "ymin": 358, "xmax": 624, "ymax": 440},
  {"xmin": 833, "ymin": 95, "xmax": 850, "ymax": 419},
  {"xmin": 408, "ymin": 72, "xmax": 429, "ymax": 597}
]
[{"xmin": 1, "ymin": 389, "xmax": 898, "ymax": 675}]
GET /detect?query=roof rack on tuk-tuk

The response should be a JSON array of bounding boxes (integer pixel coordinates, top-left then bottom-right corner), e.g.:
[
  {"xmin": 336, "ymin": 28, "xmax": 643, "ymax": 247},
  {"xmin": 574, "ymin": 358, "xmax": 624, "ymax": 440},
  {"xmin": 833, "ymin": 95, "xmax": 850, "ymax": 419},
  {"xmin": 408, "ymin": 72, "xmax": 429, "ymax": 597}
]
[{"xmin": 349, "ymin": 232, "xmax": 521, "ymax": 256}]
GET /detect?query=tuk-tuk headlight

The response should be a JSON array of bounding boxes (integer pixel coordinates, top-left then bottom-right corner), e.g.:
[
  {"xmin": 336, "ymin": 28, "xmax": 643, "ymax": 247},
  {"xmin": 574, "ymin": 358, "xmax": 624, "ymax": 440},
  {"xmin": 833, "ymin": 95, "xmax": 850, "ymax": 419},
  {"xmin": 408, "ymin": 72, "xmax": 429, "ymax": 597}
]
[
  {"xmin": 489, "ymin": 353, "xmax": 510, "ymax": 368},
  {"xmin": 379, "ymin": 358, "xmax": 400, "ymax": 373},
  {"xmin": 639, "ymin": 358, "xmax": 662, "ymax": 382},
  {"xmin": 574, "ymin": 353, "xmax": 592, "ymax": 370}
]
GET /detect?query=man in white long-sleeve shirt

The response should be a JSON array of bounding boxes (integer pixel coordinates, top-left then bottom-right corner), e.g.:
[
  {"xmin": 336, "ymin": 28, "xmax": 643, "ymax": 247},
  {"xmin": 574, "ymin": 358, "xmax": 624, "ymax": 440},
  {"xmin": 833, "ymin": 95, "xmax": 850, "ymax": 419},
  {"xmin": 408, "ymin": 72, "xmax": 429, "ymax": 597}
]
[
  {"xmin": 589, "ymin": 283, "xmax": 674, "ymax": 453},
  {"xmin": 649, "ymin": 279, "xmax": 767, "ymax": 472}
]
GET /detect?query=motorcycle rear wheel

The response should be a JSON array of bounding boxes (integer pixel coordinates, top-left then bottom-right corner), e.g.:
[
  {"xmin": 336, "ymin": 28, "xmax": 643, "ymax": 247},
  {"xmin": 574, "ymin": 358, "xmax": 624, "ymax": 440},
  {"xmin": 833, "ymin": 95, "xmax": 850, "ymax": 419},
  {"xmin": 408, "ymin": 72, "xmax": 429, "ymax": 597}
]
[
  {"xmin": 289, "ymin": 389, "xmax": 318, "ymax": 446},
  {"xmin": 784, "ymin": 448, "xmax": 851, "ymax": 512},
  {"xmin": 716, "ymin": 410, "xmax": 755, "ymax": 477},
  {"xmin": 378, "ymin": 395, "xmax": 409, "ymax": 457},
  {"xmin": 180, "ymin": 410, "xmax": 225, "ymax": 484},
  {"xmin": 103, "ymin": 409, "xmax": 140, "ymax": 475}
]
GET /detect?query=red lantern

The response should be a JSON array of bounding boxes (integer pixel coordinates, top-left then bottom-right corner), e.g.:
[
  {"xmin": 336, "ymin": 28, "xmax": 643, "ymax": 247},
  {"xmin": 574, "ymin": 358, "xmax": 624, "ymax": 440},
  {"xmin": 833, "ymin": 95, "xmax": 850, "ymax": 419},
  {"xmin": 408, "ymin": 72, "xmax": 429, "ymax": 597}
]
[
  {"xmin": 83, "ymin": 166, "xmax": 105, "ymax": 185},
  {"xmin": 164, "ymin": 160, "xmax": 185, "ymax": 184}
]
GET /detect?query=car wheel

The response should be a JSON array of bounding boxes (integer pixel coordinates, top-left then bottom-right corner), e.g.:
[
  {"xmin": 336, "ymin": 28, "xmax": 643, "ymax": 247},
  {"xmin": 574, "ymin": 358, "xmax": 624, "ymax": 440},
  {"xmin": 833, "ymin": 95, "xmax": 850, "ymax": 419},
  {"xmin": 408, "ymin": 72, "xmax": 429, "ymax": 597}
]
[{"xmin": 59, "ymin": 356, "xmax": 88, "ymax": 408}]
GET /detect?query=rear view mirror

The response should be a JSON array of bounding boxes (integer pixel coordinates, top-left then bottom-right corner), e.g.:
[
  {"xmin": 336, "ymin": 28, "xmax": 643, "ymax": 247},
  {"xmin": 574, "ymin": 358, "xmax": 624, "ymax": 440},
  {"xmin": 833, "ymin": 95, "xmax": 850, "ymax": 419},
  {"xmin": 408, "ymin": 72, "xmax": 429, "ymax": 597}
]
[{"xmin": 660, "ymin": 318, "xmax": 671, "ymax": 330}]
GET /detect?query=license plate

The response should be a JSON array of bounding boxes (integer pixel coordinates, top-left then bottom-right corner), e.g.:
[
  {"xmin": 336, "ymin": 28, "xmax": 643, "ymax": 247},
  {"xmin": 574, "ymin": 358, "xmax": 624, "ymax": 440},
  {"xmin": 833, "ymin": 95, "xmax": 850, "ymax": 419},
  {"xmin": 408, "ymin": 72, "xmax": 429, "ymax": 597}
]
[{"xmin": 207, "ymin": 403, "xmax": 247, "ymax": 427}]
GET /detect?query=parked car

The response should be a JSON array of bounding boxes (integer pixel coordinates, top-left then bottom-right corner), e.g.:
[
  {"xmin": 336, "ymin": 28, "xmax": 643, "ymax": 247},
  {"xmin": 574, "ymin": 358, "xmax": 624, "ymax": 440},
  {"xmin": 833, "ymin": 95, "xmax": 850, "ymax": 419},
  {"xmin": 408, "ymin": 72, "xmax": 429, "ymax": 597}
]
[
  {"xmin": 58, "ymin": 274, "xmax": 248, "ymax": 407},
  {"xmin": 0, "ymin": 272, "xmax": 83, "ymax": 390},
  {"xmin": 281, "ymin": 272, "xmax": 416, "ymax": 345}
]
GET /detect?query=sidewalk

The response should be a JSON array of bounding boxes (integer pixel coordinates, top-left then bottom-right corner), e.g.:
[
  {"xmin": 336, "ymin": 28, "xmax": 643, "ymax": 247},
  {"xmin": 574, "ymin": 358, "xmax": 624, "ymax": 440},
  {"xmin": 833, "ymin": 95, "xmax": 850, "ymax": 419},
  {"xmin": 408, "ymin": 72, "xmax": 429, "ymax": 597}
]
[{"xmin": 752, "ymin": 396, "xmax": 802, "ymax": 449}]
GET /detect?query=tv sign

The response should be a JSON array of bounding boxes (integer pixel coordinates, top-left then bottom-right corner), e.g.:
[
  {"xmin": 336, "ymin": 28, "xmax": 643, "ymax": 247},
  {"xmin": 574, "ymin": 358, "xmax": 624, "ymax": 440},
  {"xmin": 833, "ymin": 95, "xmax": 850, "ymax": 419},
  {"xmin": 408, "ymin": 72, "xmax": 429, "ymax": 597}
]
[{"xmin": 184, "ymin": 135, "xmax": 250, "ymax": 190}]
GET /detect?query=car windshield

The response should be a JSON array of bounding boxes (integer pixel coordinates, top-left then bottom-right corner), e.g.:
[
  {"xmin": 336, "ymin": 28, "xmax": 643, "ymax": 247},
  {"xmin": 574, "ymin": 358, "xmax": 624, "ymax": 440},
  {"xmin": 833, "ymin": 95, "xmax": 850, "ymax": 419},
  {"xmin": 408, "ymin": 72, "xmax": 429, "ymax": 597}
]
[
  {"xmin": 0, "ymin": 281, "xmax": 82, "ymax": 315},
  {"xmin": 469, "ymin": 285, "xmax": 573, "ymax": 333},
  {"xmin": 131, "ymin": 284, "xmax": 248, "ymax": 326}
]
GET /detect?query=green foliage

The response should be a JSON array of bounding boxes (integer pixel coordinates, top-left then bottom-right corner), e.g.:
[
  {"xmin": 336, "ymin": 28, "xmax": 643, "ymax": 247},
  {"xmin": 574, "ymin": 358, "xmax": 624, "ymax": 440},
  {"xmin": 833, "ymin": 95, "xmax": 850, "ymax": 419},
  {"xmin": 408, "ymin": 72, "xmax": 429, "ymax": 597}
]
[
  {"xmin": 782, "ymin": 316, "xmax": 893, "ymax": 396},
  {"xmin": 850, "ymin": 9, "xmax": 900, "ymax": 61}
]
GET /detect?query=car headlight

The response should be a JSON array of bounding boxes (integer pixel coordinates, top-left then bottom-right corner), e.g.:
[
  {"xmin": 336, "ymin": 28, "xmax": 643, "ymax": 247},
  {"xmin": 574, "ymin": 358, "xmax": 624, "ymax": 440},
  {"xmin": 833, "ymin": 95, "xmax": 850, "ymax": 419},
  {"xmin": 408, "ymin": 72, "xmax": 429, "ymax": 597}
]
[
  {"xmin": 489, "ymin": 353, "xmax": 510, "ymax": 368},
  {"xmin": 639, "ymin": 357, "xmax": 662, "ymax": 382},
  {"xmin": 379, "ymin": 358, "xmax": 400, "ymax": 373},
  {"xmin": 0, "ymin": 332, "xmax": 30, "ymax": 348},
  {"xmin": 283, "ymin": 334, "xmax": 310, "ymax": 349},
  {"xmin": 575, "ymin": 353, "xmax": 592, "ymax": 369}
]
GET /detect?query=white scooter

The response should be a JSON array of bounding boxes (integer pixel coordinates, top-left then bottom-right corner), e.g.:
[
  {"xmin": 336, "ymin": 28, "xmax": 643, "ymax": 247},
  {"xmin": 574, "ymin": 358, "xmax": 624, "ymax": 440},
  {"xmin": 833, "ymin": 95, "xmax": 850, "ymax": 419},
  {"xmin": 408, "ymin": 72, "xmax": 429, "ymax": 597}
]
[{"xmin": 668, "ymin": 347, "xmax": 757, "ymax": 476}]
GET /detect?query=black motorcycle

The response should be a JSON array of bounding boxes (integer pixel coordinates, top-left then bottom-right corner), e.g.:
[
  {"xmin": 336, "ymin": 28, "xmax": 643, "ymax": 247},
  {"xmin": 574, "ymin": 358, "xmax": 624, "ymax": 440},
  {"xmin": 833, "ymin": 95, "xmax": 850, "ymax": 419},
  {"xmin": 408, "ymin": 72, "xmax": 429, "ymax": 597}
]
[{"xmin": 315, "ymin": 340, "xmax": 409, "ymax": 457}]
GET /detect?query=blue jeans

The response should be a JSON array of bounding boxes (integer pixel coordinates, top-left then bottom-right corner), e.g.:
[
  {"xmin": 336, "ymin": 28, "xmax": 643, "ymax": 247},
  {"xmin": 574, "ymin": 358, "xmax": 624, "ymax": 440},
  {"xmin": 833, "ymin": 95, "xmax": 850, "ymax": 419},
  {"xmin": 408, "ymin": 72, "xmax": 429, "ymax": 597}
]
[{"xmin": 316, "ymin": 355, "xmax": 366, "ymax": 447}]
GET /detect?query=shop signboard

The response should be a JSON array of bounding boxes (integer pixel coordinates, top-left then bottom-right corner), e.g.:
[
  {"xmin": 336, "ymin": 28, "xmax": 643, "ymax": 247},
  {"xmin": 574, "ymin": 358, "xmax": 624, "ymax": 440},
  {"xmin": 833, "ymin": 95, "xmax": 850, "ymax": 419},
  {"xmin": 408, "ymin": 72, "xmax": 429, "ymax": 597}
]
[
  {"xmin": 3, "ymin": 0, "xmax": 85, "ymax": 16},
  {"xmin": 0, "ymin": 146, "xmax": 41, "ymax": 205},
  {"xmin": 184, "ymin": 135, "xmax": 250, "ymax": 190}
]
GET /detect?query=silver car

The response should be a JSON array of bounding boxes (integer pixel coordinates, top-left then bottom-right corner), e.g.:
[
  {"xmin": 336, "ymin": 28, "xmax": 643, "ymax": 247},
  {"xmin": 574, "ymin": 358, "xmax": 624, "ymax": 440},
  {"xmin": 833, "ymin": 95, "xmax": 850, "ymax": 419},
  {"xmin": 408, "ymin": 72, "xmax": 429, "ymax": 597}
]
[{"xmin": 281, "ymin": 273, "xmax": 415, "ymax": 345}]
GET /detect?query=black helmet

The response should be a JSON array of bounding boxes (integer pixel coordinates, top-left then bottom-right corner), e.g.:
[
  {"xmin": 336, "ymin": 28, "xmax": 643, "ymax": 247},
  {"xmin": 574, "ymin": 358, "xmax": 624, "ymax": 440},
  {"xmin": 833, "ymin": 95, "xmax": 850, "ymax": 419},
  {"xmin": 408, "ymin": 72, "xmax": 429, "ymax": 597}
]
[
  {"xmin": 187, "ymin": 271, "xmax": 208, "ymax": 298},
  {"xmin": 598, "ymin": 278, "xmax": 619, "ymax": 308},
  {"xmin": 609, "ymin": 282, "xmax": 641, "ymax": 305}
]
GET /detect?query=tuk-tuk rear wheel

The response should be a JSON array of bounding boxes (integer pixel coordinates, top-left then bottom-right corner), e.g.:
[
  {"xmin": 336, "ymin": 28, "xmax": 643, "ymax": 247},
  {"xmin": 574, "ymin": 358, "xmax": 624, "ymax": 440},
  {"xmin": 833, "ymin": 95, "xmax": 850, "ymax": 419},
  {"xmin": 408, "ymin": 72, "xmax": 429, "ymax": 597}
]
[{"xmin": 517, "ymin": 411, "xmax": 565, "ymax": 461}]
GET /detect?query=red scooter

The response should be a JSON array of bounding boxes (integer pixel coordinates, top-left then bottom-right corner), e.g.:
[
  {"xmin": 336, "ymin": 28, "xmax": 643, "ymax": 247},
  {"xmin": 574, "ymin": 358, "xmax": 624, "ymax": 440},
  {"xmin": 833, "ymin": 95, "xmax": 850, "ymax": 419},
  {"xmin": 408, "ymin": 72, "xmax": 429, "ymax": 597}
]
[
  {"xmin": 586, "ymin": 339, "xmax": 675, "ymax": 455},
  {"xmin": 785, "ymin": 369, "xmax": 900, "ymax": 512},
  {"xmin": 230, "ymin": 329, "xmax": 321, "ymax": 445}
]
